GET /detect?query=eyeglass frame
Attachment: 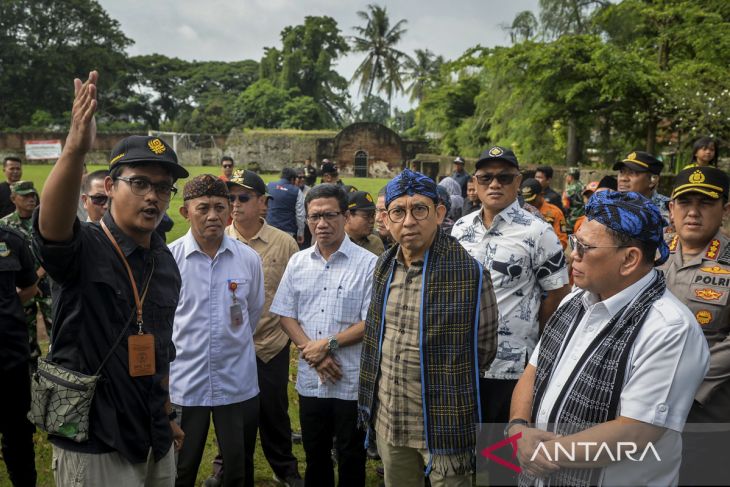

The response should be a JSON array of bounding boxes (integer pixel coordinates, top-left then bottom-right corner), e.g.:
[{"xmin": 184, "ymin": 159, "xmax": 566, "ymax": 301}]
[
  {"xmin": 568, "ymin": 234, "xmax": 627, "ymax": 258},
  {"xmin": 387, "ymin": 203, "xmax": 432, "ymax": 223},
  {"xmin": 87, "ymin": 194, "xmax": 109, "ymax": 206},
  {"xmin": 114, "ymin": 176, "xmax": 177, "ymax": 201},
  {"xmin": 306, "ymin": 211, "xmax": 344, "ymax": 223},
  {"xmin": 473, "ymin": 172, "xmax": 521, "ymax": 186}
]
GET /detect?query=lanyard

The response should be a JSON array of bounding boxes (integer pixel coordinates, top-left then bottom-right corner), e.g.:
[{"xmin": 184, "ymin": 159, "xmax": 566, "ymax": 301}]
[{"xmin": 101, "ymin": 220, "xmax": 154, "ymax": 334}]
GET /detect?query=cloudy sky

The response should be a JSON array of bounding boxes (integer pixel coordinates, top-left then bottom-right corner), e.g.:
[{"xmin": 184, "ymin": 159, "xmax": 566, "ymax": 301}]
[{"xmin": 97, "ymin": 0, "xmax": 540, "ymax": 109}]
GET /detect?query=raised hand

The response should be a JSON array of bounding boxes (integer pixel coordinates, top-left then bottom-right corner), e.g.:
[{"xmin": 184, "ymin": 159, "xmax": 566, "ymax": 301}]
[{"xmin": 66, "ymin": 71, "xmax": 98, "ymax": 156}]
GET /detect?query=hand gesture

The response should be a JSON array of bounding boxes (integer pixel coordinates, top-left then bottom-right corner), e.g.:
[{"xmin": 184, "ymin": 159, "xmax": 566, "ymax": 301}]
[
  {"xmin": 515, "ymin": 426, "xmax": 560, "ymax": 479},
  {"xmin": 66, "ymin": 71, "xmax": 98, "ymax": 156},
  {"xmin": 315, "ymin": 355, "xmax": 342, "ymax": 384},
  {"xmin": 299, "ymin": 338, "xmax": 329, "ymax": 366},
  {"xmin": 170, "ymin": 419, "xmax": 185, "ymax": 452}
]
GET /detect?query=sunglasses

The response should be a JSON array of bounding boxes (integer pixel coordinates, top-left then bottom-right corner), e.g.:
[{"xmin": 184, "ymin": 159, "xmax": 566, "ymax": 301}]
[
  {"xmin": 474, "ymin": 173, "xmax": 520, "ymax": 186},
  {"xmin": 568, "ymin": 234, "xmax": 626, "ymax": 258},
  {"xmin": 88, "ymin": 194, "xmax": 108, "ymax": 206},
  {"xmin": 228, "ymin": 194, "xmax": 253, "ymax": 203},
  {"xmin": 222, "ymin": 164, "xmax": 233, "ymax": 169}
]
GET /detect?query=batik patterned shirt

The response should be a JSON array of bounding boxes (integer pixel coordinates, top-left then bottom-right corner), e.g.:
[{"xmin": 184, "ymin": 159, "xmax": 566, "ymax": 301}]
[{"xmin": 451, "ymin": 200, "xmax": 569, "ymax": 379}]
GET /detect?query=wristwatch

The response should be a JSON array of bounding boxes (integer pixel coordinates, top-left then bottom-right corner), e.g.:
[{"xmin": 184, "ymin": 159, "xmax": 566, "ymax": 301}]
[
  {"xmin": 504, "ymin": 418, "xmax": 529, "ymax": 438},
  {"xmin": 327, "ymin": 335, "xmax": 339, "ymax": 352}
]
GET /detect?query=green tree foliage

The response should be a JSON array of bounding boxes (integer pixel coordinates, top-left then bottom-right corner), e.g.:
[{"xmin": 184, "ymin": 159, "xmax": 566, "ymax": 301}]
[
  {"xmin": 0, "ymin": 0, "xmax": 132, "ymax": 129},
  {"xmin": 350, "ymin": 4, "xmax": 412, "ymax": 109},
  {"xmin": 258, "ymin": 16, "xmax": 350, "ymax": 127},
  {"xmin": 403, "ymin": 49, "xmax": 444, "ymax": 103}
]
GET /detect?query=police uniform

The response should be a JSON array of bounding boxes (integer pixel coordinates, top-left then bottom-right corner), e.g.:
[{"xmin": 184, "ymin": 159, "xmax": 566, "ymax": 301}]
[
  {"xmin": 661, "ymin": 166, "xmax": 730, "ymax": 484},
  {"xmin": 613, "ymin": 151, "xmax": 671, "ymax": 227},
  {"xmin": 346, "ymin": 190, "xmax": 385, "ymax": 256}
]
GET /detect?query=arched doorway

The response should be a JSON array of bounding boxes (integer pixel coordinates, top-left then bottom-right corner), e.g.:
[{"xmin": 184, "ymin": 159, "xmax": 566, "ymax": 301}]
[{"xmin": 354, "ymin": 150, "xmax": 368, "ymax": 177}]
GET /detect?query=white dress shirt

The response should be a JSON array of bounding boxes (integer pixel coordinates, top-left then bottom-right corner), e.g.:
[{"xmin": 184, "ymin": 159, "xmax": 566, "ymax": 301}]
[
  {"xmin": 270, "ymin": 234, "xmax": 377, "ymax": 401},
  {"xmin": 452, "ymin": 200, "xmax": 569, "ymax": 379},
  {"xmin": 529, "ymin": 269, "xmax": 710, "ymax": 486},
  {"xmin": 168, "ymin": 231, "xmax": 265, "ymax": 407}
]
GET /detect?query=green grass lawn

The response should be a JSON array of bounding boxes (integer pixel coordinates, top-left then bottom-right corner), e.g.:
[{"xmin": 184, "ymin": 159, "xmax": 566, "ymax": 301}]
[{"xmin": 1, "ymin": 164, "xmax": 389, "ymax": 486}]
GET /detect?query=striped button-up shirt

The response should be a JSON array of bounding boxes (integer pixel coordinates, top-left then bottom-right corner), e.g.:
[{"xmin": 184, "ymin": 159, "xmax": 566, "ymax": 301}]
[{"xmin": 270, "ymin": 235, "xmax": 377, "ymax": 401}]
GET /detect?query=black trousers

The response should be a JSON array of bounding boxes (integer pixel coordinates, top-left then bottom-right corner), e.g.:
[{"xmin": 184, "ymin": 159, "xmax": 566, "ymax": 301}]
[
  {"xmin": 256, "ymin": 344, "xmax": 299, "ymax": 478},
  {"xmin": 299, "ymin": 395, "xmax": 365, "ymax": 487},
  {"xmin": 175, "ymin": 396, "xmax": 259, "ymax": 487},
  {"xmin": 0, "ymin": 361, "xmax": 36, "ymax": 487},
  {"xmin": 479, "ymin": 378, "xmax": 518, "ymax": 487}
]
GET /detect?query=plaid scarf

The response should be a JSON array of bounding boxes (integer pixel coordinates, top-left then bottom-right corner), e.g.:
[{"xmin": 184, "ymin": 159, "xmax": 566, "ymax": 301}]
[
  {"xmin": 358, "ymin": 229, "xmax": 483, "ymax": 475},
  {"xmin": 519, "ymin": 271, "xmax": 666, "ymax": 487}
]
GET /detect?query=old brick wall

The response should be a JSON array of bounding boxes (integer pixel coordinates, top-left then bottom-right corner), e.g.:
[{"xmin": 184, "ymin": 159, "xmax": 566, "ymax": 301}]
[
  {"xmin": 333, "ymin": 123, "xmax": 403, "ymax": 176},
  {"xmin": 0, "ymin": 131, "xmax": 143, "ymax": 165}
]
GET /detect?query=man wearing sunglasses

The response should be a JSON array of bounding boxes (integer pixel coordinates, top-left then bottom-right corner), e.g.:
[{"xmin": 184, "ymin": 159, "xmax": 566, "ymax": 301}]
[
  {"xmin": 451, "ymin": 146, "xmax": 570, "ymax": 477},
  {"xmin": 220, "ymin": 156, "xmax": 235, "ymax": 182},
  {"xmin": 34, "ymin": 72, "xmax": 187, "ymax": 486},
  {"xmin": 271, "ymin": 184, "xmax": 377, "ymax": 487},
  {"xmin": 81, "ymin": 169, "xmax": 109, "ymax": 223}
]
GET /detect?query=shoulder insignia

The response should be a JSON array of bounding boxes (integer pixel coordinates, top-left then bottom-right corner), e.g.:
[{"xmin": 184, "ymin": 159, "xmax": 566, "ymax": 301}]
[
  {"xmin": 696, "ymin": 310, "xmax": 713, "ymax": 326},
  {"xmin": 718, "ymin": 242, "xmax": 730, "ymax": 265},
  {"xmin": 695, "ymin": 288, "xmax": 724, "ymax": 301},
  {"xmin": 669, "ymin": 234, "xmax": 679, "ymax": 253},
  {"xmin": 705, "ymin": 239, "xmax": 721, "ymax": 260}
]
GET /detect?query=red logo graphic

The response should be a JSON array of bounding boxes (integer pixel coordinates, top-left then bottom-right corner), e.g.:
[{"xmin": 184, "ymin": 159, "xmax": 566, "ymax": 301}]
[{"xmin": 480, "ymin": 432, "xmax": 522, "ymax": 474}]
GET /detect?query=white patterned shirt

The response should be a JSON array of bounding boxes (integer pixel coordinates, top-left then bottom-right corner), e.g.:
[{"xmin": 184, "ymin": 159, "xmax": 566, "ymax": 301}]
[
  {"xmin": 270, "ymin": 234, "xmax": 377, "ymax": 400},
  {"xmin": 451, "ymin": 200, "xmax": 569, "ymax": 379},
  {"xmin": 168, "ymin": 231, "xmax": 265, "ymax": 407}
]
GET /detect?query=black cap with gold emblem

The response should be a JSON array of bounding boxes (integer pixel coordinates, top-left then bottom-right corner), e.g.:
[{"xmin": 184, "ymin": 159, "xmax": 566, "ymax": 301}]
[
  {"xmin": 476, "ymin": 146, "xmax": 519, "ymax": 170},
  {"xmin": 347, "ymin": 191, "xmax": 376, "ymax": 212},
  {"xmin": 108, "ymin": 135, "xmax": 189, "ymax": 179},
  {"xmin": 613, "ymin": 150, "xmax": 663, "ymax": 175},
  {"xmin": 671, "ymin": 166, "xmax": 729, "ymax": 200}
]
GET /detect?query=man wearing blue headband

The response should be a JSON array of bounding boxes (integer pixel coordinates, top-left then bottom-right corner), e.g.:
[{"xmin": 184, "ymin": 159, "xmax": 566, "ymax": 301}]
[
  {"xmin": 509, "ymin": 190, "xmax": 709, "ymax": 486},
  {"xmin": 358, "ymin": 169, "xmax": 498, "ymax": 486}
]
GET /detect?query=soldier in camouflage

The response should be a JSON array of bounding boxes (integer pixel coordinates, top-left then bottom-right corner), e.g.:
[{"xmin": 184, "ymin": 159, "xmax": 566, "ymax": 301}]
[
  {"xmin": 562, "ymin": 166, "xmax": 584, "ymax": 232},
  {"xmin": 0, "ymin": 180, "xmax": 49, "ymax": 368}
]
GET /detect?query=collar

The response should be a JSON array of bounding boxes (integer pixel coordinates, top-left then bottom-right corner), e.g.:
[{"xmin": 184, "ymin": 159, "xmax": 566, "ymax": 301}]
[
  {"xmin": 228, "ymin": 218, "xmax": 269, "ymax": 245},
  {"xmin": 310, "ymin": 233, "xmax": 355, "ymax": 260},
  {"xmin": 102, "ymin": 211, "xmax": 164, "ymax": 257},
  {"xmin": 182, "ymin": 228, "xmax": 235, "ymax": 258},
  {"xmin": 473, "ymin": 199, "xmax": 522, "ymax": 227},
  {"xmin": 674, "ymin": 231, "xmax": 726, "ymax": 264},
  {"xmin": 582, "ymin": 269, "xmax": 657, "ymax": 317}
]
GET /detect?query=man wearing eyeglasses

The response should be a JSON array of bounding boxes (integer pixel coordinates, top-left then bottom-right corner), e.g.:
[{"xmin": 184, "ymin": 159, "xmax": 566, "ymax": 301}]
[
  {"xmin": 33, "ymin": 72, "xmax": 186, "ymax": 486},
  {"xmin": 220, "ymin": 156, "xmax": 235, "ymax": 182},
  {"xmin": 81, "ymin": 169, "xmax": 110, "ymax": 222},
  {"xmin": 358, "ymin": 169, "xmax": 498, "ymax": 486},
  {"xmin": 216, "ymin": 169, "xmax": 303, "ymax": 487},
  {"xmin": 451, "ymin": 146, "xmax": 570, "ymax": 473},
  {"xmin": 509, "ymin": 191, "xmax": 708, "ymax": 486},
  {"xmin": 271, "ymin": 184, "xmax": 377, "ymax": 487}
]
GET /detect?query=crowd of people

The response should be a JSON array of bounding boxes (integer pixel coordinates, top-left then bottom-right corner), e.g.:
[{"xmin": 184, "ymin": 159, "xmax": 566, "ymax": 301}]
[{"xmin": 0, "ymin": 71, "xmax": 727, "ymax": 487}]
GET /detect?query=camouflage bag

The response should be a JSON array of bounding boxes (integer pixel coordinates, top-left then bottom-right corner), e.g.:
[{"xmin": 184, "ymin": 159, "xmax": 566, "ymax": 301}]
[{"xmin": 28, "ymin": 359, "xmax": 99, "ymax": 442}]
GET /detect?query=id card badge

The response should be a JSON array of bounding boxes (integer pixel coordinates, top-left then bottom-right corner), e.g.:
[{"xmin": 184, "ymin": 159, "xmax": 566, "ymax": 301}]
[
  {"xmin": 230, "ymin": 304, "xmax": 243, "ymax": 327},
  {"xmin": 128, "ymin": 334, "xmax": 156, "ymax": 377}
]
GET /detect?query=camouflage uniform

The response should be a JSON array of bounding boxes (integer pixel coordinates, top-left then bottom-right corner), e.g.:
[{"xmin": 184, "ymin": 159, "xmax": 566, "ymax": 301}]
[
  {"xmin": 562, "ymin": 180, "xmax": 585, "ymax": 232},
  {"xmin": 0, "ymin": 210, "xmax": 50, "ymax": 365}
]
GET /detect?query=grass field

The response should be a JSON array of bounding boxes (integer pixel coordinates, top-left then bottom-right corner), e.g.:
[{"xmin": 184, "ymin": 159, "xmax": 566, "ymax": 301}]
[{"xmin": 0, "ymin": 164, "xmax": 390, "ymax": 486}]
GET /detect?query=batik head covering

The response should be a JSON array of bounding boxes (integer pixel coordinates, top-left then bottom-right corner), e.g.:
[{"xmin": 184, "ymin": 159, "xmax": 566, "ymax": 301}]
[
  {"xmin": 183, "ymin": 174, "xmax": 229, "ymax": 201},
  {"xmin": 585, "ymin": 190, "xmax": 669, "ymax": 266},
  {"xmin": 385, "ymin": 169, "xmax": 439, "ymax": 207}
]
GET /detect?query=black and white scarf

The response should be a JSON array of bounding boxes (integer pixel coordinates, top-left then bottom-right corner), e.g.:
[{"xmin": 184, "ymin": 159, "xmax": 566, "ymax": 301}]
[{"xmin": 519, "ymin": 271, "xmax": 666, "ymax": 487}]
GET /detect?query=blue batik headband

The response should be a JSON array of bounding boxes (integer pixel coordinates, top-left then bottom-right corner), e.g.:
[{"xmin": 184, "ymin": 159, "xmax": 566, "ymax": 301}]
[{"xmin": 385, "ymin": 169, "xmax": 439, "ymax": 207}]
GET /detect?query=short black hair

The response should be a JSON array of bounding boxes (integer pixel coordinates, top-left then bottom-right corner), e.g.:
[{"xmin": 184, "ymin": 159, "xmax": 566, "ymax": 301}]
[
  {"xmin": 109, "ymin": 162, "xmax": 179, "ymax": 183},
  {"xmin": 692, "ymin": 136, "xmax": 719, "ymax": 166},
  {"xmin": 535, "ymin": 165, "xmax": 553, "ymax": 179},
  {"xmin": 377, "ymin": 186, "xmax": 387, "ymax": 197},
  {"xmin": 3, "ymin": 156, "xmax": 21, "ymax": 167},
  {"xmin": 281, "ymin": 167, "xmax": 298, "ymax": 181},
  {"xmin": 82, "ymin": 169, "xmax": 109, "ymax": 194},
  {"xmin": 221, "ymin": 156, "xmax": 234, "ymax": 164},
  {"xmin": 305, "ymin": 184, "xmax": 348, "ymax": 213},
  {"xmin": 605, "ymin": 226, "xmax": 657, "ymax": 266}
]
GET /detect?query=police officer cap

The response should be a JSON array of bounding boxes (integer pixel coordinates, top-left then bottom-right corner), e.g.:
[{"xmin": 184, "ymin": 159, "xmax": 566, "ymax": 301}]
[
  {"xmin": 475, "ymin": 146, "xmax": 519, "ymax": 170},
  {"xmin": 613, "ymin": 151, "xmax": 663, "ymax": 175},
  {"xmin": 671, "ymin": 166, "xmax": 729, "ymax": 201}
]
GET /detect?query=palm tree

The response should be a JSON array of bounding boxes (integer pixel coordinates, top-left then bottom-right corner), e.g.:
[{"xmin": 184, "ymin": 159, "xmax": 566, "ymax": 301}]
[
  {"xmin": 350, "ymin": 4, "xmax": 411, "ymax": 109},
  {"xmin": 404, "ymin": 49, "xmax": 444, "ymax": 103}
]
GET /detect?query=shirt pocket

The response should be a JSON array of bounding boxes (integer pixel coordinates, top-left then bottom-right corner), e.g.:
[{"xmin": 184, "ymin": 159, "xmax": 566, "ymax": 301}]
[
  {"xmin": 487, "ymin": 248, "xmax": 528, "ymax": 290},
  {"xmin": 334, "ymin": 289, "xmax": 361, "ymax": 326},
  {"xmin": 227, "ymin": 277, "xmax": 251, "ymax": 305}
]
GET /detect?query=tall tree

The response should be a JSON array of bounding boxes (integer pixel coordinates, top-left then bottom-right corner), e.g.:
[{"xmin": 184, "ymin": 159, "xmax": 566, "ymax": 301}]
[
  {"xmin": 507, "ymin": 10, "xmax": 539, "ymax": 44},
  {"xmin": 350, "ymin": 4, "xmax": 412, "ymax": 107},
  {"xmin": 539, "ymin": 0, "xmax": 608, "ymax": 39},
  {"xmin": 404, "ymin": 49, "xmax": 444, "ymax": 103}
]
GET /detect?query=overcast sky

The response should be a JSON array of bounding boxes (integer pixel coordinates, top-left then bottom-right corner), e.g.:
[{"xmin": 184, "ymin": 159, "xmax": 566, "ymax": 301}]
[{"xmin": 96, "ymin": 0, "xmax": 540, "ymax": 109}]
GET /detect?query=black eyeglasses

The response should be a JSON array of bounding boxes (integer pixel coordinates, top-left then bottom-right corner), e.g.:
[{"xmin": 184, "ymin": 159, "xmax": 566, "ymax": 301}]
[
  {"xmin": 474, "ymin": 173, "xmax": 520, "ymax": 186},
  {"xmin": 229, "ymin": 194, "xmax": 253, "ymax": 203},
  {"xmin": 387, "ymin": 204, "xmax": 431, "ymax": 223},
  {"xmin": 306, "ymin": 211, "xmax": 342, "ymax": 223},
  {"xmin": 569, "ymin": 234, "xmax": 626, "ymax": 258},
  {"xmin": 222, "ymin": 164, "xmax": 233, "ymax": 169},
  {"xmin": 88, "ymin": 194, "xmax": 108, "ymax": 206},
  {"xmin": 115, "ymin": 177, "xmax": 177, "ymax": 201}
]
